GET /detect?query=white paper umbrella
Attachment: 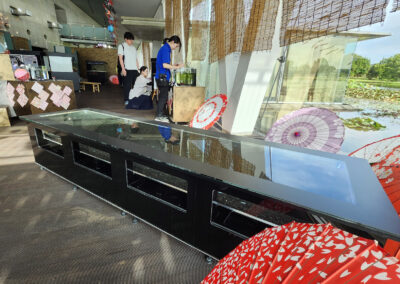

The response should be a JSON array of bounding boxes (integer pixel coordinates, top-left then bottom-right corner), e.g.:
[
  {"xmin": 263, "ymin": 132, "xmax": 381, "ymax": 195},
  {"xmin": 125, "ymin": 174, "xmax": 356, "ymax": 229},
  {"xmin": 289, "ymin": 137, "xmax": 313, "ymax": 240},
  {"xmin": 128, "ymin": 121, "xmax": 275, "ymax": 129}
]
[
  {"xmin": 190, "ymin": 94, "xmax": 227, "ymax": 130},
  {"xmin": 265, "ymin": 107, "xmax": 345, "ymax": 153}
]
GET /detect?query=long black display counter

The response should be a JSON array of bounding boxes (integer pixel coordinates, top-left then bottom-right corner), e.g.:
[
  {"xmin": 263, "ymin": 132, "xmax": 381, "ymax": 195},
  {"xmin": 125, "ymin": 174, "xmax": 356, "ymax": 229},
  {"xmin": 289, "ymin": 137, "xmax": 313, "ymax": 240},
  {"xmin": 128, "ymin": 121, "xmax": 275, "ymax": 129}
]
[{"xmin": 21, "ymin": 109, "xmax": 400, "ymax": 259}]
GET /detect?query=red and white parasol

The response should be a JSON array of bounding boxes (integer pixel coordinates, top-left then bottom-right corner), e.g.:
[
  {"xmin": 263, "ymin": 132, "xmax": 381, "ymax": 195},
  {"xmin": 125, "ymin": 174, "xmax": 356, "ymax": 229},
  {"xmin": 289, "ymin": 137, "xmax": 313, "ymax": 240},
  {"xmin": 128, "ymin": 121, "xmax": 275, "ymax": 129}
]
[
  {"xmin": 349, "ymin": 135, "xmax": 400, "ymax": 259},
  {"xmin": 14, "ymin": 68, "xmax": 30, "ymax": 81},
  {"xmin": 190, "ymin": 94, "xmax": 227, "ymax": 130},
  {"xmin": 265, "ymin": 107, "xmax": 345, "ymax": 153},
  {"xmin": 349, "ymin": 135, "xmax": 400, "ymax": 215},
  {"xmin": 109, "ymin": 75, "xmax": 119, "ymax": 85},
  {"xmin": 202, "ymin": 222, "xmax": 400, "ymax": 283}
]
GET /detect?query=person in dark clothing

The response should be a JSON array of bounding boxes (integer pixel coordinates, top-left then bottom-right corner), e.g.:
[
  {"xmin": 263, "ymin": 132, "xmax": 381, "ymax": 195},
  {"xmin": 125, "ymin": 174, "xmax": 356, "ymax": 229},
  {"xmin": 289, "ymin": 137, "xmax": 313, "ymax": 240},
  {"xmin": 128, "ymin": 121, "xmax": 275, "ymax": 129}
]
[
  {"xmin": 118, "ymin": 32, "xmax": 140, "ymax": 105},
  {"xmin": 154, "ymin": 35, "xmax": 184, "ymax": 122}
]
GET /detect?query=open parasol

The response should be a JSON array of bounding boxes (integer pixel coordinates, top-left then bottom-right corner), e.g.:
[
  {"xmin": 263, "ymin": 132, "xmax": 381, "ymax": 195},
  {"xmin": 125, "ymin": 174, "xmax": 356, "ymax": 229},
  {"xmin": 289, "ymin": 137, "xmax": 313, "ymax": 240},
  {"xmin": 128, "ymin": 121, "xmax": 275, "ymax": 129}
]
[
  {"xmin": 190, "ymin": 94, "xmax": 227, "ymax": 130},
  {"xmin": 265, "ymin": 107, "xmax": 345, "ymax": 153},
  {"xmin": 202, "ymin": 222, "xmax": 400, "ymax": 283},
  {"xmin": 109, "ymin": 75, "xmax": 119, "ymax": 85},
  {"xmin": 349, "ymin": 135, "xmax": 400, "ymax": 215},
  {"xmin": 349, "ymin": 135, "xmax": 400, "ymax": 259}
]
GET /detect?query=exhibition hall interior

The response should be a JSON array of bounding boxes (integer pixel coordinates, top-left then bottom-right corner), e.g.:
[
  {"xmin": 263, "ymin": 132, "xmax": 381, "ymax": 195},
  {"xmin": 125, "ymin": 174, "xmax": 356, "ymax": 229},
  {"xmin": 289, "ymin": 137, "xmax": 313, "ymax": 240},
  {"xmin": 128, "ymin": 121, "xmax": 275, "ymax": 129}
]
[{"xmin": 1, "ymin": 0, "xmax": 400, "ymax": 283}]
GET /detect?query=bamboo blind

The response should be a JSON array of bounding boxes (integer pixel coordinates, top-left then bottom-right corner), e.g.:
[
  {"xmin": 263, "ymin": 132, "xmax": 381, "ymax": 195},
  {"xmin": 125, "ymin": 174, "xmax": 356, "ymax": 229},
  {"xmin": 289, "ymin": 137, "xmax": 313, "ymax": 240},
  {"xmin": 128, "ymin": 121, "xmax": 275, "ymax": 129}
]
[
  {"xmin": 172, "ymin": 0, "xmax": 184, "ymax": 63},
  {"xmin": 209, "ymin": 0, "xmax": 279, "ymax": 62},
  {"xmin": 165, "ymin": 0, "xmax": 173, "ymax": 37},
  {"xmin": 164, "ymin": 0, "xmax": 191, "ymax": 64},
  {"xmin": 168, "ymin": 0, "xmax": 389, "ymax": 63},
  {"xmin": 280, "ymin": 0, "xmax": 388, "ymax": 47},
  {"xmin": 182, "ymin": 0, "xmax": 191, "ymax": 63},
  {"xmin": 190, "ymin": 0, "xmax": 210, "ymax": 61},
  {"xmin": 392, "ymin": 0, "xmax": 400, "ymax": 12},
  {"xmin": 142, "ymin": 42, "xmax": 151, "ymax": 72}
]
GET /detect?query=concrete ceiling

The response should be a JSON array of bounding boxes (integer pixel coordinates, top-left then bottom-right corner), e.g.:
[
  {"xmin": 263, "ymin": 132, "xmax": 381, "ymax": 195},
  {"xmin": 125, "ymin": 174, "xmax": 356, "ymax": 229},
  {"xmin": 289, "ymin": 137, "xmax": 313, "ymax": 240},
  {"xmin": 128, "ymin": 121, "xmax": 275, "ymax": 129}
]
[
  {"xmin": 113, "ymin": 0, "xmax": 161, "ymax": 18},
  {"xmin": 114, "ymin": 0, "xmax": 163, "ymax": 41},
  {"xmin": 71, "ymin": 0, "xmax": 162, "ymax": 26},
  {"xmin": 124, "ymin": 24, "xmax": 164, "ymax": 41},
  {"xmin": 71, "ymin": 0, "xmax": 164, "ymax": 41},
  {"xmin": 71, "ymin": 0, "xmax": 107, "ymax": 26}
]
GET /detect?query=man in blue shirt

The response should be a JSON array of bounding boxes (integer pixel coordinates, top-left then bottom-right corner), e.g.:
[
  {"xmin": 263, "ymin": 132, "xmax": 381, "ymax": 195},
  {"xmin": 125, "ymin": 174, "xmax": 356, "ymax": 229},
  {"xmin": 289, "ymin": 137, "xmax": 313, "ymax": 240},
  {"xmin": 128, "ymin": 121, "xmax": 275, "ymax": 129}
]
[{"xmin": 155, "ymin": 36, "xmax": 183, "ymax": 122}]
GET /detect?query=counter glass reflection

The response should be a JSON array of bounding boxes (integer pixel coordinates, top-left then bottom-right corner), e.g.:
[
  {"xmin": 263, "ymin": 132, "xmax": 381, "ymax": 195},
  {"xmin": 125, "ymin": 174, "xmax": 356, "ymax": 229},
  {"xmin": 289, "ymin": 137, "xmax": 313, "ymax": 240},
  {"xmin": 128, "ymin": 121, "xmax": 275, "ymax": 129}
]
[{"xmin": 35, "ymin": 110, "xmax": 354, "ymax": 202}]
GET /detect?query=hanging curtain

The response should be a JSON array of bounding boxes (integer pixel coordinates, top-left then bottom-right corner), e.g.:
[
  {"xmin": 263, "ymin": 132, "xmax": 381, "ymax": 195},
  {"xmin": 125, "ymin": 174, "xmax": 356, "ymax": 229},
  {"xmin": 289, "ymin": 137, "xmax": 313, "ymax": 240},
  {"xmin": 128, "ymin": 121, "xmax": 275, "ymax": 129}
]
[
  {"xmin": 182, "ymin": 0, "xmax": 191, "ymax": 63},
  {"xmin": 280, "ymin": 0, "xmax": 389, "ymax": 47},
  {"xmin": 165, "ymin": 0, "xmax": 173, "ymax": 37},
  {"xmin": 142, "ymin": 42, "xmax": 151, "ymax": 72},
  {"xmin": 164, "ymin": 0, "xmax": 191, "ymax": 63},
  {"xmin": 209, "ymin": 0, "xmax": 279, "ymax": 62},
  {"xmin": 392, "ymin": 0, "xmax": 400, "ymax": 12},
  {"xmin": 242, "ymin": 0, "xmax": 279, "ymax": 52},
  {"xmin": 190, "ymin": 0, "xmax": 210, "ymax": 61}
]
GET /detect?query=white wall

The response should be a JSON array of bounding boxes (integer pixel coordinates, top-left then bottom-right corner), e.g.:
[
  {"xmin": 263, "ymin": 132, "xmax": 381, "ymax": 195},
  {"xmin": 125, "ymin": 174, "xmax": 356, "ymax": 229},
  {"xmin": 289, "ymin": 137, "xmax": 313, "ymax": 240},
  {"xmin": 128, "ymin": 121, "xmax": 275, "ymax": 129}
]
[
  {"xmin": 221, "ymin": 0, "xmax": 284, "ymax": 135},
  {"xmin": 54, "ymin": 0, "xmax": 99, "ymax": 26}
]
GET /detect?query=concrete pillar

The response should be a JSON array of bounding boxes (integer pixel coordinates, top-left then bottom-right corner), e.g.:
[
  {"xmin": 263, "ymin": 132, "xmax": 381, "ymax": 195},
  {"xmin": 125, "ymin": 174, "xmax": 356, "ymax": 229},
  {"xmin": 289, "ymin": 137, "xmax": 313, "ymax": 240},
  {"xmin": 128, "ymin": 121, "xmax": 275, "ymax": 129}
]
[{"xmin": 221, "ymin": 0, "xmax": 284, "ymax": 135}]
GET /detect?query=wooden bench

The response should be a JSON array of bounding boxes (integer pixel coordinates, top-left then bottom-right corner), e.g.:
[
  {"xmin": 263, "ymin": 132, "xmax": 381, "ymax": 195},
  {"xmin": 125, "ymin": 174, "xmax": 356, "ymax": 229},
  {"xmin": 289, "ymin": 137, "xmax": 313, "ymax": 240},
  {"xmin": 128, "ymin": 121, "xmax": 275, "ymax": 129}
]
[{"xmin": 80, "ymin": 81, "xmax": 101, "ymax": 93}]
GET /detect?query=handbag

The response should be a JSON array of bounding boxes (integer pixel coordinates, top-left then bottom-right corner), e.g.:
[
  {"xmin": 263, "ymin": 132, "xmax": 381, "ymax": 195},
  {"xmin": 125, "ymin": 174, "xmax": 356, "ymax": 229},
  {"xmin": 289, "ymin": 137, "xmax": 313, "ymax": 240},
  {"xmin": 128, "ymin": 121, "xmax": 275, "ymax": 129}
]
[{"xmin": 157, "ymin": 74, "xmax": 169, "ymax": 87}]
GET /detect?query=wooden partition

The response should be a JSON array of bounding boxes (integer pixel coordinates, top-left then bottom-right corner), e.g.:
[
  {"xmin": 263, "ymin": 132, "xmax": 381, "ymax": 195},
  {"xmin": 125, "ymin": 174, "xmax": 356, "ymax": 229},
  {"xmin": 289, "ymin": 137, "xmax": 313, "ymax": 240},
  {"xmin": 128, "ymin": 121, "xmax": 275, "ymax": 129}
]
[
  {"xmin": 71, "ymin": 47, "xmax": 117, "ymax": 79},
  {"xmin": 7, "ymin": 80, "xmax": 77, "ymax": 116}
]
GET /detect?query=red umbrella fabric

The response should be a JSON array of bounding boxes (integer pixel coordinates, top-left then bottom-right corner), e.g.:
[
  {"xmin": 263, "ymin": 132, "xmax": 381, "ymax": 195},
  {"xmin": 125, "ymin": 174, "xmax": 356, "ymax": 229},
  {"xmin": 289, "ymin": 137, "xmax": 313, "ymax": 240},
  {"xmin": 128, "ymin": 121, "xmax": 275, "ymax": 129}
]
[
  {"xmin": 202, "ymin": 222, "xmax": 400, "ymax": 283},
  {"xmin": 14, "ymin": 68, "xmax": 30, "ymax": 81},
  {"xmin": 349, "ymin": 135, "xmax": 400, "ymax": 259},
  {"xmin": 265, "ymin": 107, "xmax": 345, "ymax": 153},
  {"xmin": 109, "ymin": 75, "xmax": 119, "ymax": 85},
  {"xmin": 190, "ymin": 94, "xmax": 227, "ymax": 130},
  {"xmin": 349, "ymin": 135, "xmax": 400, "ymax": 215}
]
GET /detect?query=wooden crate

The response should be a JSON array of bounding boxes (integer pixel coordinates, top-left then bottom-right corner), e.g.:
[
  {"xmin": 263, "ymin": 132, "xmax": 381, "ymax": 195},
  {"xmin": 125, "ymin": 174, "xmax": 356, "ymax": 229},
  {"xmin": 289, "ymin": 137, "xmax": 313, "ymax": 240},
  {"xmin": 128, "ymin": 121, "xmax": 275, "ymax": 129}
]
[
  {"xmin": 0, "ymin": 106, "xmax": 10, "ymax": 127},
  {"xmin": 0, "ymin": 54, "xmax": 15, "ymax": 81},
  {"xmin": 172, "ymin": 86, "xmax": 205, "ymax": 123}
]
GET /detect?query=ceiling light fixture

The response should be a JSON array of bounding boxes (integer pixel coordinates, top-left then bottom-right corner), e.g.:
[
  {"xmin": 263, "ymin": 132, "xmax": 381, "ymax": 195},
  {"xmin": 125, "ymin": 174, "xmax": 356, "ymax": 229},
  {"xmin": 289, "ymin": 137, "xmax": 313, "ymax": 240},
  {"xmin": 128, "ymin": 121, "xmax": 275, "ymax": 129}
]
[
  {"xmin": 10, "ymin": 6, "xmax": 32, "ymax": 16},
  {"xmin": 47, "ymin": 21, "xmax": 62, "ymax": 29}
]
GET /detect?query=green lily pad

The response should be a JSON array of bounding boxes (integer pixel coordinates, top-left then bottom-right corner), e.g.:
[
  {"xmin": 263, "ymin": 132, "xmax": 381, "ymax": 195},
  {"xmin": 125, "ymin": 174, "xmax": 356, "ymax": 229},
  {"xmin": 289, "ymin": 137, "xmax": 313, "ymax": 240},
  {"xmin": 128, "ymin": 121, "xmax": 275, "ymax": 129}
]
[{"xmin": 341, "ymin": 117, "xmax": 386, "ymax": 131}]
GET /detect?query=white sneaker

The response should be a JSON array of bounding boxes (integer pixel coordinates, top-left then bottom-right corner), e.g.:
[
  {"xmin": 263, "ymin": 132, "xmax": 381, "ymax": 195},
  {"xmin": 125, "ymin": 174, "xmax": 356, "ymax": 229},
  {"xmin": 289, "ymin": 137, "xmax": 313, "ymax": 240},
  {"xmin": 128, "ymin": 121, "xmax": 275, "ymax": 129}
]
[{"xmin": 155, "ymin": 116, "xmax": 169, "ymax": 123}]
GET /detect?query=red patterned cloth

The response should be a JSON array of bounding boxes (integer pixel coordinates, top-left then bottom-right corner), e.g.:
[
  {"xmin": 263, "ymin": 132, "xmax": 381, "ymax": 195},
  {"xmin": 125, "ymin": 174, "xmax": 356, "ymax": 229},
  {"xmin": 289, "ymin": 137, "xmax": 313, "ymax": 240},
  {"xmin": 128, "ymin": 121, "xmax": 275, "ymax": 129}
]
[
  {"xmin": 202, "ymin": 222, "xmax": 400, "ymax": 283},
  {"xmin": 349, "ymin": 137, "xmax": 400, "ymax": 259},
  {"xmin": 372, "ymin": 145, "xmax": 400, "ymax": 215}
]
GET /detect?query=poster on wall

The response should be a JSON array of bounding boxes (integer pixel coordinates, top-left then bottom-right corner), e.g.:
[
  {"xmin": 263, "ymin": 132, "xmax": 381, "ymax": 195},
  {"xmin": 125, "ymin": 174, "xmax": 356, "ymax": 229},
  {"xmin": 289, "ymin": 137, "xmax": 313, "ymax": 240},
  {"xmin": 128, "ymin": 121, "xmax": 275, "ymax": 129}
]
[{"xmin": 48, "ymin": 56, "xmax": 73, "ymax": 72}]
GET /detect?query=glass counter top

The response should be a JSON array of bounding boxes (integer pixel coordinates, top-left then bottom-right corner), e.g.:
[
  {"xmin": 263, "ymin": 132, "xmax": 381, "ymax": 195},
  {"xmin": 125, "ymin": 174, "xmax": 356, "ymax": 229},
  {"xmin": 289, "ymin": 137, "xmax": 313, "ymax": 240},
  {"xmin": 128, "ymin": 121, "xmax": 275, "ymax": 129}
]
[
  {"xmin": 28, "ymin": 109, "xmax": 356, "ymax": 204},
  {"xmin": 21, "ymin": 109, "xmax": 400, "ymax": 240}
]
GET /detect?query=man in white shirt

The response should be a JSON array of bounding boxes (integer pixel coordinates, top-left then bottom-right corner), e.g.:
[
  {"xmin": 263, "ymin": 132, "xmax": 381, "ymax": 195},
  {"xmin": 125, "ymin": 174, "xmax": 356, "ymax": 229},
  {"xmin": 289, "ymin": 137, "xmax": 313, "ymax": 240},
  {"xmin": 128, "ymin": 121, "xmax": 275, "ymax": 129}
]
[{"xmin": 118, "ymin": 32, "xmax": 140, "ymax": 105}]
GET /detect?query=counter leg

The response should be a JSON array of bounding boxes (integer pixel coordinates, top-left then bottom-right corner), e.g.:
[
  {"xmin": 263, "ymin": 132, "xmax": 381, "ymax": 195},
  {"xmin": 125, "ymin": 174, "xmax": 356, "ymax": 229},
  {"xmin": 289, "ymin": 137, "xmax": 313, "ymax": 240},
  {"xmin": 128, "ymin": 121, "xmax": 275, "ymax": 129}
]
[{"xmin": 205, "ymin": 255, "xmax": 213, "ymax": 264}]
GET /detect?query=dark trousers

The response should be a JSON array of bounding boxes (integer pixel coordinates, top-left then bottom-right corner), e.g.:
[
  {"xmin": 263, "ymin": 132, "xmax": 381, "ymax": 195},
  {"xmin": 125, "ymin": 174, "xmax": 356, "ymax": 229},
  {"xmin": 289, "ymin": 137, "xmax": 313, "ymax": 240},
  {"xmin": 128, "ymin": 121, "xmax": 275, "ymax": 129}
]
[
  {"xmin": 123, "ymin": 70, "xmax": 139, "ymax": 101},
  {"xmin": 156, "ymin": 80, "xmax": 169, "ymax": 117}
]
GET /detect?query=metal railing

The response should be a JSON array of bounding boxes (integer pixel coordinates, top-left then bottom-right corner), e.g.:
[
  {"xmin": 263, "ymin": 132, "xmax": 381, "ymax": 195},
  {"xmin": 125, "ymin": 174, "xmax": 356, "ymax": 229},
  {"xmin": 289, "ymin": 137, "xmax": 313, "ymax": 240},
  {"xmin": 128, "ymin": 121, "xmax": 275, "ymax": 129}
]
[{"xmin": 59, "ymin": 24, "xmax": 112, "ymax": 42}]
